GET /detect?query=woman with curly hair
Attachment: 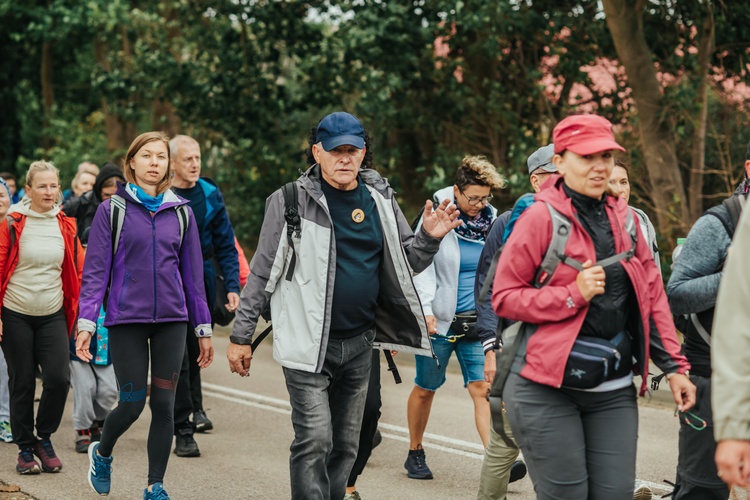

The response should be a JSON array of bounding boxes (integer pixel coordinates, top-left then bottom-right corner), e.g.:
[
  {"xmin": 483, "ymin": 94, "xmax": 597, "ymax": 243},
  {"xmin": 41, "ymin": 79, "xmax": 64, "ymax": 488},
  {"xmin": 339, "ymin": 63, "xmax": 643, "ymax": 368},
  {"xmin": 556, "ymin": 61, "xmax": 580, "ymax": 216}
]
[{"xmin": 405, "ymin": 155, "xmax": 507, "ymax": 480}]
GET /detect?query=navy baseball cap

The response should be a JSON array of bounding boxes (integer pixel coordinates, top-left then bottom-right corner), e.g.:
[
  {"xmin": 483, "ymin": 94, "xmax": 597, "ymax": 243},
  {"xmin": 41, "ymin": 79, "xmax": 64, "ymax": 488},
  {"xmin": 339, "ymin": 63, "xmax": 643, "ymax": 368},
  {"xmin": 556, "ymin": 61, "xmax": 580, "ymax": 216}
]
[{"xmin": 315, "ymin": 112, "xmax": 365, "ymax": 151}]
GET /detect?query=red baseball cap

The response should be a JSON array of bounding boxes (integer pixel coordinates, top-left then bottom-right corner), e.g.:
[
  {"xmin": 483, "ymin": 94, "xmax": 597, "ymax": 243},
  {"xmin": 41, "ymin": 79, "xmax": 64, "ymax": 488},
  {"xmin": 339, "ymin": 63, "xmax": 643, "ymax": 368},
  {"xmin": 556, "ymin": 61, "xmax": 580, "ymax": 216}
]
[{"xmin": 552, "ymin": 115, "xmax": 625, "ymax": 155}]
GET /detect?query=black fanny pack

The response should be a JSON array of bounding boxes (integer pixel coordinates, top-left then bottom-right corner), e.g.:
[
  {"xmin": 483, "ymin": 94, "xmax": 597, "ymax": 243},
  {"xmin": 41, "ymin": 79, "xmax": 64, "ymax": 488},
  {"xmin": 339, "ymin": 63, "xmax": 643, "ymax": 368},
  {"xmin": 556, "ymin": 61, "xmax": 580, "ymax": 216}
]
[
  {"xmin": 450, "ymin": 311, "xmax": 479, "ymax": 341},
  {"xmin": 562, "ymin": 331, "xmax": 632, "ymax": 389}
]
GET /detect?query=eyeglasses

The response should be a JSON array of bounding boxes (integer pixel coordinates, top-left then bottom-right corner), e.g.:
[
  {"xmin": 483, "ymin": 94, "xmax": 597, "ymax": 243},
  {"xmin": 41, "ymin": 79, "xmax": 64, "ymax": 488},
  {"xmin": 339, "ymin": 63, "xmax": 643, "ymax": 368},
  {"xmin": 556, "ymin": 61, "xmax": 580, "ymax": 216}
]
[
  {"xmin": 459, "ymin": 190, "xmax": 493, "ymax": 206},
  {"xmin": 327, "ymin": 146, "xmax": 363, "ymax": 158}
]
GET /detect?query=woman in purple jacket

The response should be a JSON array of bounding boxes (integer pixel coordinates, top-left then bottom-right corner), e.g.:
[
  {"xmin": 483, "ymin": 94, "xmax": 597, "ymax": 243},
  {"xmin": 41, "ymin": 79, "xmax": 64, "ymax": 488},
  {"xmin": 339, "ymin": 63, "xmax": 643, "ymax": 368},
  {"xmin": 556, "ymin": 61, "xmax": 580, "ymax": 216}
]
[{"xmin": 75, "ymin": 131, "xmax": 214, "ymax": 500}]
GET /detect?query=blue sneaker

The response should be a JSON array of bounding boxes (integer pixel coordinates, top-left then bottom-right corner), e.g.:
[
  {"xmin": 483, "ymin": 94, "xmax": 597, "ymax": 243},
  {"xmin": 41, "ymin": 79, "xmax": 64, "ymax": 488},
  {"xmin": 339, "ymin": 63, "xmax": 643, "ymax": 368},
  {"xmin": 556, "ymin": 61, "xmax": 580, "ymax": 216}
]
[
  {"xmin": 144, "ymin": 482, "xmax": 170, "ymax": 500},
  {"xmin": 88, "ymin": 442, "xmax": 113, "ymax": 495}
]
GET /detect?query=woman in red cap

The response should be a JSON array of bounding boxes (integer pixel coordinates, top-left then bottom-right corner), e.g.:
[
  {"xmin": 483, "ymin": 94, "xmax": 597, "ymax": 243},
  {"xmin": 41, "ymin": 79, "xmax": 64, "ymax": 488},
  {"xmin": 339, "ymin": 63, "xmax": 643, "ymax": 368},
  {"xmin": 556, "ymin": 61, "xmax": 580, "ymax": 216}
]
[{"xmin": 491, "ymin": 114, "xmax": 695, "ymax": 499}]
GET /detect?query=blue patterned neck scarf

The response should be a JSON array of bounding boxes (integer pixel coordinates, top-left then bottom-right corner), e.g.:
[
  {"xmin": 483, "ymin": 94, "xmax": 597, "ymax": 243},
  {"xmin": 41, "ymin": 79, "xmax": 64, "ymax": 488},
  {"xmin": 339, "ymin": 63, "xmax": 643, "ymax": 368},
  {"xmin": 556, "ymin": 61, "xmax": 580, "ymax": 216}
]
[
  {"xmin": 128, "ymin": 183, "xmax": 164, "ymax": 212},
  {"xmin": 454, "ymin": 204, "xmax": 493, "ymax": 241}
]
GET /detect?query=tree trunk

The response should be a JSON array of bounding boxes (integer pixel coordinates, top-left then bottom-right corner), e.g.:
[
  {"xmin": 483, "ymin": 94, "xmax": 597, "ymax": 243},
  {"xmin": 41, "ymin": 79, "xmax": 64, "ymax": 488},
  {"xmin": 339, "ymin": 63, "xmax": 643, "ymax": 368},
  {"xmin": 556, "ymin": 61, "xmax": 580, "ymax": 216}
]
[
  {"xmin": 40, "ymin": 41, "xmax": 55, "ymax": 150},
  {"xmin": 94, "ymin": 33, "xmax": 137, "ymax": 159},
  {"xmin": 602, "ymin": 0, "xmax": 689, "ymax": 241},
  {"xmin": 152, "ymin": 99, "xmax": 181, "ymax": 136},
  {"xmin": 688, "ymin": 6, "xmax": 715, "ymax": 222}
]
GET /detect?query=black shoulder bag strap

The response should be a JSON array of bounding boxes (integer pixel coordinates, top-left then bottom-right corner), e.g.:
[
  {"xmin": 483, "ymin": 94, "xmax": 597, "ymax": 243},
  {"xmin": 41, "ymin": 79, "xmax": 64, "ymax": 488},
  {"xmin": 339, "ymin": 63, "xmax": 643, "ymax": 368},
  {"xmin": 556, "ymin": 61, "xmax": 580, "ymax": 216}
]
[
  {"xmin": 281, "ymin": 182, "xmax": 301, "ymax": 282},
  {"xmin": 383, "ymin": 350, "xmax": 402, "ymax": 384},
  {"xmin": 250, "ymin": 324, "xmax": 274, "ymax": 352}
]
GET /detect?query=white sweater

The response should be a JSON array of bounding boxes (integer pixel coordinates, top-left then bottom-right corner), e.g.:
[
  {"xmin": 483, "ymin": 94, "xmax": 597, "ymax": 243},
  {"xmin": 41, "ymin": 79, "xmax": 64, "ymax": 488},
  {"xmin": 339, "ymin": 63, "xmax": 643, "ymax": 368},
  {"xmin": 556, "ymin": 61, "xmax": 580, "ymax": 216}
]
[{"xmin": 5, "ymin": 201, "xmax": 64, "ymax": 317}]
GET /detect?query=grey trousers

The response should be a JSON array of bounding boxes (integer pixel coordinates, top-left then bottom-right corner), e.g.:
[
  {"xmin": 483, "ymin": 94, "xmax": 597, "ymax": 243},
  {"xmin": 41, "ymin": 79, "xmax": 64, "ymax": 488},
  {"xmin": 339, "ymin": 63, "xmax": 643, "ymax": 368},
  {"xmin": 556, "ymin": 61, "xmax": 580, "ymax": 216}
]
[
  {"xmin": 477, "ymin": 412, "xmax": 521, "ymax": 500},
  {"xmin": 0, "ymin": 351, "xmax": 9, "ymax": 421},
  {"xmin": 70, "ymin": 361, "xmax": 117, "ymax": 431},
  {"xmin": 505, "ymin": 372, "xmax": 638, "ymax": 500},
  {"xmin": 283, "ymin": 330, "xmax": 375, "ymax": 500}
]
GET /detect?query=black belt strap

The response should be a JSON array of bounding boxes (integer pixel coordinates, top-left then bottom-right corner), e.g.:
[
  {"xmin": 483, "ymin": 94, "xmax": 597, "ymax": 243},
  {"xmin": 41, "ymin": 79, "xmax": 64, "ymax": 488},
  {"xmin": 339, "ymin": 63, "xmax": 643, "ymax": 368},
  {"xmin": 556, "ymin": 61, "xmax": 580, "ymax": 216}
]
[
  {"xmin": 250, "ymin": 324, "xmax": 274, "ymax": 352},
  {"xmin": 383, "ymin": 350, "xmax": 401, "ymax": 384}
]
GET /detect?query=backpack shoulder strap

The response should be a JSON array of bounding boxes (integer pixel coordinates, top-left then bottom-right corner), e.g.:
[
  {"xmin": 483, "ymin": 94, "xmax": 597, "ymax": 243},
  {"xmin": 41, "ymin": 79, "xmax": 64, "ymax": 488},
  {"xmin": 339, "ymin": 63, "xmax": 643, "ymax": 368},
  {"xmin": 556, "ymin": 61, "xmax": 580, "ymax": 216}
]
[
  {"xmin": 110, "ymin": 195, "xmax": 126, "ymax": 255},
  {"xmin": 5, "ymin": 215, "xmax": 16, "ymax": 252},
  {"xmin": 723, "ymin": 195, "xmax": 743, "ymax": 236},
  {"xmin": 704, "ymin": 195, "xmax": 745, "ymax": 240},
  {"xmin": 175, "ymin": 204, "xmax": 189, "ymax": 249},
  {"xmin": 534, "ymin": 203, "xmax": 574, "ymax": 287},
  {"xmin": 281, "ymin": 182, "xmax": 301, "ymax": 281}
]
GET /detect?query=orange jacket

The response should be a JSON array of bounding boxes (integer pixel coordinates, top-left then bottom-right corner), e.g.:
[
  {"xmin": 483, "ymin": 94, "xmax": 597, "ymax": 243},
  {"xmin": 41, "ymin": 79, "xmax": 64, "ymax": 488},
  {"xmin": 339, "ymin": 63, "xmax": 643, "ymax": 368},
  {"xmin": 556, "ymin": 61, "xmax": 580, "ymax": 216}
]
[
  {"xmin": 0, "ymin": 212, "xmax": 84, "ymax": 336},
  {"xmin": 235, "ymin": 237, "xmax": 250, "ymax": 288}
]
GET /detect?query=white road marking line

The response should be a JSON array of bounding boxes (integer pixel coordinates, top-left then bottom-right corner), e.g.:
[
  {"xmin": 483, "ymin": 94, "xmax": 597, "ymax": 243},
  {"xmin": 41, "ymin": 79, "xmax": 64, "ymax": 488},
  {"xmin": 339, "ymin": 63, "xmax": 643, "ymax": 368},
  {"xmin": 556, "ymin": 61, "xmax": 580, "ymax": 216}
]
[
  {"xmin": 203, "ymin": 382, "xmax": 482, "ymax": 452},
  {"xmin": 380, "ymin": 432, "xmax": 484, "ymax": 460},
  {"xmin": 204, "ymin": 382, "xmax": 673, "ymax": 493}
]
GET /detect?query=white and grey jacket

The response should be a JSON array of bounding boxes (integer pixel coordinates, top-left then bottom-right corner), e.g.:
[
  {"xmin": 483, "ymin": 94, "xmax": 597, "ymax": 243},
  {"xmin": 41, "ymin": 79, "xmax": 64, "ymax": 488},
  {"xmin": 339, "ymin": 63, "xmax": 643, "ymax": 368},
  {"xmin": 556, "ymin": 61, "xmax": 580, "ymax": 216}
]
[
  {"xmin": 413, "ymin": 186, "xmax": 496, "ymax": 335},
  {"xmin": 231, "ymin": 165, "xmax": 441, "ymax": 373}
]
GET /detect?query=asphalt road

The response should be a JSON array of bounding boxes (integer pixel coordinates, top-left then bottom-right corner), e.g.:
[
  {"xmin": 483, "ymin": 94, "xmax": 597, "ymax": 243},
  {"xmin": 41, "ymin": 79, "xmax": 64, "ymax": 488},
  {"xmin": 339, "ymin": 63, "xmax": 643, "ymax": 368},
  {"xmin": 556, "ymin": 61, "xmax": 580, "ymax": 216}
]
[{"xmin": 0, "ymin": 326, "xmax": 708, "ymax": 499}]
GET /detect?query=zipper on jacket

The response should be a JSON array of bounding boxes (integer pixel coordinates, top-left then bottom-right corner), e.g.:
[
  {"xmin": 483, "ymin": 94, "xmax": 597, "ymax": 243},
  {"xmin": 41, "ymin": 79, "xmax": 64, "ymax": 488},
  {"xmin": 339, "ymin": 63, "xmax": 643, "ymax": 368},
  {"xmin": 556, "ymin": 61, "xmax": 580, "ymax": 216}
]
[
  {"xmin": 152, "ymin": 217, "xmax": 157, "ymax": 322},
  {"xmin": 573, "ymin": 339, "xmax": 621, "ymax": 371}
]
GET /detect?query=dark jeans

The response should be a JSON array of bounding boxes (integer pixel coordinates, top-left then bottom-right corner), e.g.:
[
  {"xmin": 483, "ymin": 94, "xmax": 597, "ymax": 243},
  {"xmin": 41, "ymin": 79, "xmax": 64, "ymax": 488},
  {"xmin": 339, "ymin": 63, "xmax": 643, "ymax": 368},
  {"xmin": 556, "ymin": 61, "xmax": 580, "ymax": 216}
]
[
  {"xmin": 505, "ymin": 372, "xmax": 638, "ymax": 500},
  {"xmin": 673, "ymin": 375, "xmax": 729, "ymax": 499},
  {"xmin": 98, "ymin": 322, "xmax": 185, "ymax": 485},
  {"xmin": 283, "ymin": 329, "xmax": 375, "ymax": 500},
  {"xmin": 347, "ymin": 349, "xmax": 382, "ymax": 488},
  {"xmin": 1, "ymin": 307, "xmax": 69, "ymax": 448}
]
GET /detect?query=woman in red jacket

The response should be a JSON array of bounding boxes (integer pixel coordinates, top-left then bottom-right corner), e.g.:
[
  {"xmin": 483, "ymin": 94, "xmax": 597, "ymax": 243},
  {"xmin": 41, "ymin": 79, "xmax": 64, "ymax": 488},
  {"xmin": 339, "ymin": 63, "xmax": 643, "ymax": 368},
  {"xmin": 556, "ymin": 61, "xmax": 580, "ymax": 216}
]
[
  {"xmin": 492, "ymin": 115, "xmax": 695, "ymax": 499},
  {"xmin": 0, "ymin": 161, "xmax": 83, "ymax": 475}
]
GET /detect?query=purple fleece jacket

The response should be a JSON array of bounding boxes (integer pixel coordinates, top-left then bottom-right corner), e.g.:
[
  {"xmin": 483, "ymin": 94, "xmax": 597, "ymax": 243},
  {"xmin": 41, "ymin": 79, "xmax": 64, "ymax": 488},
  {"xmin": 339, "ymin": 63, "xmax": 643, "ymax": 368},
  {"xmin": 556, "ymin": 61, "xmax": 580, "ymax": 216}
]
[{"xmin": 78, "ymin": 184, "xmax": 212, "ymax": 336}]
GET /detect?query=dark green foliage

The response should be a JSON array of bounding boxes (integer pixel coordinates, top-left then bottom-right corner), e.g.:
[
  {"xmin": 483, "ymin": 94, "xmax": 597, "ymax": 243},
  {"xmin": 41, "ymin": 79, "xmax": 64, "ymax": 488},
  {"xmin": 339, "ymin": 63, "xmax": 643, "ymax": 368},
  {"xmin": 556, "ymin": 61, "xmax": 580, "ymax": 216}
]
[{"xmin": 1, "ymin": 0, "xmax": 748, "ymax": 251}]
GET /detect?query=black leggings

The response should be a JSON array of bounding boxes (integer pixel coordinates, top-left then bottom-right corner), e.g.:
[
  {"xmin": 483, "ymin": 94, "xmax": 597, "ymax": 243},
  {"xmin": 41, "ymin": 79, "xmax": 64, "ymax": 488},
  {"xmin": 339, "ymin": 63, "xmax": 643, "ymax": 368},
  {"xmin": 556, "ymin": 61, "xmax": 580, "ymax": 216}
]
[
  {"xmin": 1, "ymin": 307, "xmax": 70, "ymax": 448},
  {"xmin": 97, "ymin": 322, "xmax": 185, "ymax": 485}
]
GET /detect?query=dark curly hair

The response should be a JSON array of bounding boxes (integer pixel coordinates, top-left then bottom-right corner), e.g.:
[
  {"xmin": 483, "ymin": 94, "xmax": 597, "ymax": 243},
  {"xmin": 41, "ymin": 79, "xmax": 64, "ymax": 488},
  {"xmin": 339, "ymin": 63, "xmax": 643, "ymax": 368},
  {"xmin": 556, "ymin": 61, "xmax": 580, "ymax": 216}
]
[{"xmin": 305, "ymin": 126, "xmax": 374, "ymax": 170}]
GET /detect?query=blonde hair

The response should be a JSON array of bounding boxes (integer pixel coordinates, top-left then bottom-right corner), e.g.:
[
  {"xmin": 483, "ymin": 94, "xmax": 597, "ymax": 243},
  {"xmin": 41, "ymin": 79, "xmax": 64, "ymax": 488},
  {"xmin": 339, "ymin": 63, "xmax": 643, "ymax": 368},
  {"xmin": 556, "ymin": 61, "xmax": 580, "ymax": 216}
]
[
  {"xmin": 123, "ymin": 131, "xmax": 172, "ymax": 195},
  {"xmin": 77, "ymin": 161, "xmax": 100, "ymax": 176},
  {"xmin": 455, "ymin": 155, "xmax": 507, "ymax": 190},
  {"xmin": 25, "ymin": 160, "xmax": 62, "ymax": 203},
  {"xmin": 71, "ymin": 170, "xmax": 97, "ymax": 192}
]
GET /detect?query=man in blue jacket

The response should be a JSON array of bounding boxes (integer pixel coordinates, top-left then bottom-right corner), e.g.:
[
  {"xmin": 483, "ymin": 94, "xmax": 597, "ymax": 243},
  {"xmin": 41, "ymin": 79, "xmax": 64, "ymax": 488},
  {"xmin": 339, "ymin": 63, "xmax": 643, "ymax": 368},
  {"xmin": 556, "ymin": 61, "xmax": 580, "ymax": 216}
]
[{"xmin": 170, "ymin": 135, "xmax": 240, "ymax": 457}]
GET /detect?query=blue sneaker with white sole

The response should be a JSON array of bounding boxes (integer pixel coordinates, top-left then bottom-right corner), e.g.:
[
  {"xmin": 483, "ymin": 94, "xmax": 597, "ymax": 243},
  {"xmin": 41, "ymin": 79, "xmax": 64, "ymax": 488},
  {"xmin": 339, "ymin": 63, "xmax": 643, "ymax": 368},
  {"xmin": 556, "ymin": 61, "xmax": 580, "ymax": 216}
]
[
  {"xmin": 144, "ymin": 482, "xmax": 170, "ymax": 499},
  {"xmin": 88, "ymin": 442, "xmax": 113, "ymax": 495}
]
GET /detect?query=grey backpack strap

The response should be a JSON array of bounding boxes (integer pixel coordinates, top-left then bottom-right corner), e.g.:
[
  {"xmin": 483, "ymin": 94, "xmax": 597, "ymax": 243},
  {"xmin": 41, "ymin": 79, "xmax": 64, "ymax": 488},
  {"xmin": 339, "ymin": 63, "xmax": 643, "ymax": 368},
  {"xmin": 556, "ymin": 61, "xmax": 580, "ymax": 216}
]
[
  {"xmin": 176, "ymin": 205, "xmax": 189, "ymax": 248},
  {"xmin": 478, "ymin": 246, "xmax": 502, "ymax": 304},
  {"xmin": 534, "ymin": 203, "xmax": 574, "ymax": 287},
  {"xmin": 109, "ymin": 195, "xmax": 127, "ymax": 255},
  {"xmin": 689, "ymin": 313, "xmax": 712, "ymax": 346}
]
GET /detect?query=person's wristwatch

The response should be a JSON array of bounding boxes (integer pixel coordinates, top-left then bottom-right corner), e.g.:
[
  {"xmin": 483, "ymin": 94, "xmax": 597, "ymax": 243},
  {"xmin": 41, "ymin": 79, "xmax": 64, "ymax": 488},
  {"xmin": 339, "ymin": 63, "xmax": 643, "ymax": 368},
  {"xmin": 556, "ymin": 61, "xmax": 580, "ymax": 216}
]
[{"xmin": 666, "ymin": 370, "xmax": 690, "ymax": 380}]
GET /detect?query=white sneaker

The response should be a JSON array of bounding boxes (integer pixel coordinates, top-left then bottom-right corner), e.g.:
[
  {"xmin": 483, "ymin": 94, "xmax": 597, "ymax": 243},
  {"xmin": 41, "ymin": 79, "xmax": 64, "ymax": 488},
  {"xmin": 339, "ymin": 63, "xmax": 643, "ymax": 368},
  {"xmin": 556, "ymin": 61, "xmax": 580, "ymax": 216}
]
[{"xmin": 0, "ymin": 420, "xmax": 12, "ymax": 443}]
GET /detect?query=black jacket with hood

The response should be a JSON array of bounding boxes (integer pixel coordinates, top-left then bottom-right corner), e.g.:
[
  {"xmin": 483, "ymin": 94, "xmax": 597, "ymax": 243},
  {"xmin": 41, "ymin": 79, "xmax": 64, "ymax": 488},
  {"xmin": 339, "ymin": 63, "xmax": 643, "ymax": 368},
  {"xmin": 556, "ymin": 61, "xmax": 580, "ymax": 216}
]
[{"xmin": 62, "ymin": 162, "xmax": 125, "ymax": 246}]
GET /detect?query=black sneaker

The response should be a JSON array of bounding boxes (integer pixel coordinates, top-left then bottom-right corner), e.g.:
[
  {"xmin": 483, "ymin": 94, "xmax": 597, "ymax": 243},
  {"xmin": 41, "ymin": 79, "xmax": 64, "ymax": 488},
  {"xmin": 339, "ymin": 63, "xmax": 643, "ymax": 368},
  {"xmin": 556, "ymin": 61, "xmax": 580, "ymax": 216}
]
[
  {"xmin": 404, "ymin": 446, "xmax": 433, "ymax": 479},
  {"xmin": 174, "ymin": 433, "xmax": 200, "ymax": 457},
  {"xmin": 193, "ymin": 410, "xmax": 213, "ymax": 433},
  {"xmin": 509, "ymin": 459, "xmax": 527, "ymax": 483},
  {"xmin": 372, "ymin": 429, "xmax": 382, "ymax": 450},
  {"xmin": 75, "ymin": 429, "xmax": 91, "ymax": 454}
]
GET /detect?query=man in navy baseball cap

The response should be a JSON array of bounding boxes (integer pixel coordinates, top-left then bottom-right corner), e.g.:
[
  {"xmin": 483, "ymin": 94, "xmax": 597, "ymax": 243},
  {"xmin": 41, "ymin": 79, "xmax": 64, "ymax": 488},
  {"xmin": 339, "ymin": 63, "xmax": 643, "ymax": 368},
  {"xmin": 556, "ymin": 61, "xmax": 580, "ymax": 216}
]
[{"xmin": 315, "ymin": 112, "xmax": 366, "ymax": 151}]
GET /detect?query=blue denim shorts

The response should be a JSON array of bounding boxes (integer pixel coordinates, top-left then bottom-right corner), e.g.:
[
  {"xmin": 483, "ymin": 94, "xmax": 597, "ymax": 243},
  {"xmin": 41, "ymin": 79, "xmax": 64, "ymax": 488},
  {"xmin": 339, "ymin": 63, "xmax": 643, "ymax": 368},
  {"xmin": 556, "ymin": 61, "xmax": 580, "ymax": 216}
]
[{"xmin": 414, "ymin": 331, "xmax": 485, "ymax": 390}]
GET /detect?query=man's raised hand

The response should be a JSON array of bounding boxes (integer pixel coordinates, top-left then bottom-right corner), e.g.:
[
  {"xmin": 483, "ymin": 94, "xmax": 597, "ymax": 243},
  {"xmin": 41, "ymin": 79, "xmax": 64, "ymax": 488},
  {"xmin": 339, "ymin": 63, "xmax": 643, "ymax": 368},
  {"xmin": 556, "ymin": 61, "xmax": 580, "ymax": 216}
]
[{"xmin": 420, "ymin": 199, "xmax": 461, "ymax": 238}]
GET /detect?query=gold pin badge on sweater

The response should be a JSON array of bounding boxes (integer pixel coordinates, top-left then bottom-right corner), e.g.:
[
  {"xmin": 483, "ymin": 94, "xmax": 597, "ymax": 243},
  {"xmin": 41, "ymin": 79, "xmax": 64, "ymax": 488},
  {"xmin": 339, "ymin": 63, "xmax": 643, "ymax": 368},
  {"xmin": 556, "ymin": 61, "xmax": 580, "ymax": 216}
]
[{"xmin": 351, "ymin": 209, "xmax": 365, "ymax": 223}]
